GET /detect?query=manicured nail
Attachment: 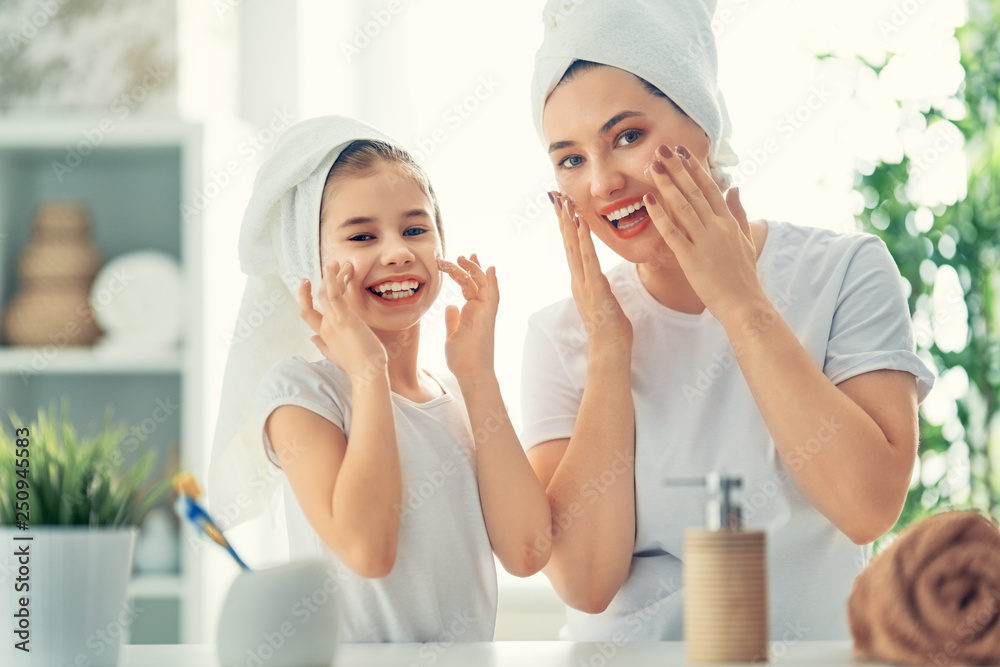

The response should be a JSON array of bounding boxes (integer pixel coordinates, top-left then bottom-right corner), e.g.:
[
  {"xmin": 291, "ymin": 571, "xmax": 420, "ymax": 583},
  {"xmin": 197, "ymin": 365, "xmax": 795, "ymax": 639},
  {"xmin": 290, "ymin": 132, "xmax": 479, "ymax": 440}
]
[
  {"xmin": 574, "ymin": 215, "xmax": 580, "ymax": 229},
  {"xmin": 652, "ymin": 160, "xmax": 666, "ymax": 174},
  {"xmin": 675, "ymin": 145, "xmax": 691, "ymax": 160},
  {"xmin": 302, "ymin": 278, "xmax": 309, "ymax": 285},
  {"xmin": 657, "ymin": 144, "xmax": 673, "ymax": 159},
  {"xmin": 547, "ymin": 191, "xmax": 555, "ymax": 204},
  {"xmin": 643, "ymin": 193, "xmax": 655, "ymax": 206}
]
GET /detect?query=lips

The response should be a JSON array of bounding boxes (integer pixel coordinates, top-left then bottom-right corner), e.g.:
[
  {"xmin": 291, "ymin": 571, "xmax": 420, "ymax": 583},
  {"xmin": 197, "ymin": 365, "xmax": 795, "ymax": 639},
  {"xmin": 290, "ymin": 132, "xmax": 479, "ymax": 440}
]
[{"xmin": 598, "ymin": 196, "xmax": 651, "ymax": 239}]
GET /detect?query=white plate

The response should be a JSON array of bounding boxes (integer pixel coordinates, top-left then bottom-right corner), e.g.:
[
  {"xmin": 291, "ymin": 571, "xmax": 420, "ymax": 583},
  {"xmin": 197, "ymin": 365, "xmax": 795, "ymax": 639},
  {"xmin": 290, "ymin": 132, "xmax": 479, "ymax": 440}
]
[{"xmin": 89, "ymin": 250, "xmax": 183, "ymax": 349}]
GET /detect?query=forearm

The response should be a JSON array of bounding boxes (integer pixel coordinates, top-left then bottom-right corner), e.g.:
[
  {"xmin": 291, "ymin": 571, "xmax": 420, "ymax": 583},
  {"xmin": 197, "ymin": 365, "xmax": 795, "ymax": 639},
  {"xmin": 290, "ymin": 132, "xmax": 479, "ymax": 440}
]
[
  {"xmin": 719, "ymin": 295, "xmax": 912, "ymax": 543},
  {"xmin": 458, "ymin": 373, "xmax": 552, "ymax": 577},
  {"xmin": 544, "ymin": 347, "xmax": 636, "ymax": 613},
  {"xmin": 330, "ymin": 372, "xmax": 402, "ymax": 574}
]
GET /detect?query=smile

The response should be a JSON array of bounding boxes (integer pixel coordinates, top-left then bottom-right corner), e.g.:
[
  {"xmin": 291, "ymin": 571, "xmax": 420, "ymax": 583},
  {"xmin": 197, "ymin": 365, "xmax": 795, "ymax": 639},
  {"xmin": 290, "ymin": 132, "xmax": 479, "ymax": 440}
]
[
  {"xmin": 599, "ymin": 197, "xmax": 651, "ymax": 238},
  {"xmin": 367, "ymin": 279, "xmax": 424, "ymax": 302}
]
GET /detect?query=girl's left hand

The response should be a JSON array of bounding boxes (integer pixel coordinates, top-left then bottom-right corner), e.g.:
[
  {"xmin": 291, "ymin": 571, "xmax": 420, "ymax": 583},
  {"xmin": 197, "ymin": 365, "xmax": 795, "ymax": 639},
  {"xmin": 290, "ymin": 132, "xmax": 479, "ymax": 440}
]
[
  {"xmin": 439, "ymin": 254, "xmax": 499, "ymax": 383},
  {"xmin": 644, "ymin": 144, "xmax": 766, "ymax": 321}
]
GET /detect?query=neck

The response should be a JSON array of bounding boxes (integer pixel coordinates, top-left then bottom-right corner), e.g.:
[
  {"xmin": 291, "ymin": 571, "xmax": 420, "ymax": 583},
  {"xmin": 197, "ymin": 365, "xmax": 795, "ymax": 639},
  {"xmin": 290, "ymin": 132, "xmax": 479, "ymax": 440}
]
[
  {"xmin": 636, "ymin": 257, "xmax": 706, "ymax": 314},
  {"xmin": 373, "ymin": 323, "xmax": 423, "ymax": 391}
]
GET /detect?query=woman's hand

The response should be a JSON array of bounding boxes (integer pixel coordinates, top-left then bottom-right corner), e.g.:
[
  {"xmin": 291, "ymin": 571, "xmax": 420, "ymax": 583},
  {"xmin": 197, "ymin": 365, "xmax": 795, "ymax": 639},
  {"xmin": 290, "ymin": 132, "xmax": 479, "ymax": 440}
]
[
  {"xmin": 439, "ymin": 254, "xmax": 499, "ymax": 383},
  {"xmin": 643, "ymin": 144, "xmax": 765, "ymax": 322},
  {"xmin": 299, "ymin": 260, "xmax": 387, "ymax": 382},
  {"xmin": 550, "ymin": 192, "xmax": 633, "ymax": 350}
]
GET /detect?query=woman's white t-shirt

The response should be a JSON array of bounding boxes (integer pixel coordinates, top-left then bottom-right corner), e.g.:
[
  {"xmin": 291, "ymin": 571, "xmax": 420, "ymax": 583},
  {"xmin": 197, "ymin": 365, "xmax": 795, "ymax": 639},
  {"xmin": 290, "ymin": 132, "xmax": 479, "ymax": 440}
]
[
  {"xmin": 519, "ymin": 220, "xmax": 936, "ymax": 642},
  {"xmin": 256, "ymin": 358, "xmax": 498, "ymax": 643}
]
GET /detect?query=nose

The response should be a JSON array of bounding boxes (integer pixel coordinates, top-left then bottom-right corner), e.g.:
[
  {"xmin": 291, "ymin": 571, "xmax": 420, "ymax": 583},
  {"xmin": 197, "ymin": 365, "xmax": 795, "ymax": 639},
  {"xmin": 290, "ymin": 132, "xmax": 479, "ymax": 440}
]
[
  {"xmin": 380, "ymin": 235, "xmax": 415, "ymax": 266},
  {"xmin": 589, "ymin": 154, "xmax": 626, "ymax": 200}
]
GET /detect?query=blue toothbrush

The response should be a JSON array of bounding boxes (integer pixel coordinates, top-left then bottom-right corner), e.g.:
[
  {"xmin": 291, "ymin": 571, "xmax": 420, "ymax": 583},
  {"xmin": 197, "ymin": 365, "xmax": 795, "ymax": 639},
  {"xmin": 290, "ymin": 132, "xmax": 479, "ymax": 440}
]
[{"xmin": 172, "ymin": 472, "xmax": 252, "ymax": 571}]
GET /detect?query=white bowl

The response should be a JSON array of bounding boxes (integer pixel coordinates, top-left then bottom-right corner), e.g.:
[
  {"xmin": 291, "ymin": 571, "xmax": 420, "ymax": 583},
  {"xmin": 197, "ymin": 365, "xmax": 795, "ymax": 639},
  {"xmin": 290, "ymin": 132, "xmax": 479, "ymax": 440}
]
[{"xmin": 89, "ymin": 250, "xmax": 182, "ymax": 349}]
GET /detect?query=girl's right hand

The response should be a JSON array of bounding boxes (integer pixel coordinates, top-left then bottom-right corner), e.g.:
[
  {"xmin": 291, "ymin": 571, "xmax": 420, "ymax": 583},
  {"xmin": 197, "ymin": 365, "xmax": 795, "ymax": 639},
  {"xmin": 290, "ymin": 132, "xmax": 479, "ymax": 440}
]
[
  {"xmin": 550, "ymin": 192, "xmax": 633, "ymax": 351},
  {"xmin": 299, "ymin": 261, "xmax": 388, "ymax": 382}
]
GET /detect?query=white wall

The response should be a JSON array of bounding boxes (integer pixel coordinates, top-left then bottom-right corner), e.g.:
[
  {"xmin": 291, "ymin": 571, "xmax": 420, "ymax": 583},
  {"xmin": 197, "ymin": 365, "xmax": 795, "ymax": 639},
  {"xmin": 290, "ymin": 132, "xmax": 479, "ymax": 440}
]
[{"xmin": 193, "ymin": 0, "xmax": 967, "ymax": 641}]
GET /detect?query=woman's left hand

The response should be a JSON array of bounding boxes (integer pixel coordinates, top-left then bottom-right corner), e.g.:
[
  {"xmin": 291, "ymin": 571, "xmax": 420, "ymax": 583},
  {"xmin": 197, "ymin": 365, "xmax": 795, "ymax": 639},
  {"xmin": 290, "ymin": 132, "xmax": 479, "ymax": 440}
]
[
  {"xmin": 643, "ymin": 143, "xmax": 765, "ymax": 321},
  {"xmin": 439, "ymin": 254, "xmax": 499, "ymax": 383}
]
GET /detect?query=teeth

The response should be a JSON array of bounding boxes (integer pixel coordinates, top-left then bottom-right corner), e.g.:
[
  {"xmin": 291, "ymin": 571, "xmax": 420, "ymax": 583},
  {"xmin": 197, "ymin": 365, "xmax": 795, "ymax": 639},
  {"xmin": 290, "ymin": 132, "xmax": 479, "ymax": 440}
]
[
  {"xmin": 372, "ymin": 280, "xmax": 419, "ymax": 293},
  {"xmin": 607, "ymin": 203, "xmax": 642, "ymax": 222},
  {"xmin": 370, "ymin": 280, "xmax": 420, "ymax": 298},
  {"xmin": 618, "ymin": 219, "xmax": 639, "ymax": 230},
  {"xmin": 377, "ymin": 289, "xmax": 416, "ymax": 299}
]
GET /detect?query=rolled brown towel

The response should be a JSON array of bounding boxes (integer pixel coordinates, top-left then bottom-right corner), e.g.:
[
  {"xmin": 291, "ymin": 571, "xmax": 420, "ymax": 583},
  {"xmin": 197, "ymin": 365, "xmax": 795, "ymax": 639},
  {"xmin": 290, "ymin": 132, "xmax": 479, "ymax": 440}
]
[{"xmin": 847, "ymin": 510, "xmax": 1000, "ymax": 666}]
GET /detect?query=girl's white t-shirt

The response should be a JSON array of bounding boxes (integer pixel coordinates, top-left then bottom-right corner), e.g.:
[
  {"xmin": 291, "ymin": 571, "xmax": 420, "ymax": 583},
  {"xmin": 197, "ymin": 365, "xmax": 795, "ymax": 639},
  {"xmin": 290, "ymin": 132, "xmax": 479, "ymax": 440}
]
[
  {"xmin": 519, "ymin": 220, "xmax": 936, "ymax": 642},
  {"xmin": 256, "ymin": 358, "xmax": 498, "ymax": 643}
]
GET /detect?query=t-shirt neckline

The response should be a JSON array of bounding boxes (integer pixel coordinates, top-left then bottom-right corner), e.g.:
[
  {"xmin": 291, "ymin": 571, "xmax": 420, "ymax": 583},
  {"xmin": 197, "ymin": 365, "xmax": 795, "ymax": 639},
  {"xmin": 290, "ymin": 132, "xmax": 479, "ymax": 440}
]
[{"xmin": 391, "ymin": 369, "xmax": 453, "ymax": 409}]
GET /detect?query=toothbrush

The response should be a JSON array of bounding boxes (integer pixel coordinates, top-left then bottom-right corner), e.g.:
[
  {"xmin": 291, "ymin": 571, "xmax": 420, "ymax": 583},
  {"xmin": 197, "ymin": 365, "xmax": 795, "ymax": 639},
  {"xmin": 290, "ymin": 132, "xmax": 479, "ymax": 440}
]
[{"xmin": 172, "ymin": 472, "xmax": 252, "ymax": 571}]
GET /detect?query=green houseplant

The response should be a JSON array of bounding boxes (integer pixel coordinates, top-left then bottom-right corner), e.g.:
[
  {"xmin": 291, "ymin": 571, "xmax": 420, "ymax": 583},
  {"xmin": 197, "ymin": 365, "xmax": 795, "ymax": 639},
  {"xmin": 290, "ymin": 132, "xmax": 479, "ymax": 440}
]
[{"xmin": 0, "ymin": 401, "xmax": 174, "ymax": 667}]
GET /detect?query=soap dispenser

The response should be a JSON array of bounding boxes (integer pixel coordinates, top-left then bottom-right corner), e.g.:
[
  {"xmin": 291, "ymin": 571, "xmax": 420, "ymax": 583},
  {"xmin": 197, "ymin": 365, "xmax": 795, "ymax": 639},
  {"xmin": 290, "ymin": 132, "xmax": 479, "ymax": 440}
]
[{"xmin": 672, "ymin": 472, "xmax": 769, "ymax": 663}]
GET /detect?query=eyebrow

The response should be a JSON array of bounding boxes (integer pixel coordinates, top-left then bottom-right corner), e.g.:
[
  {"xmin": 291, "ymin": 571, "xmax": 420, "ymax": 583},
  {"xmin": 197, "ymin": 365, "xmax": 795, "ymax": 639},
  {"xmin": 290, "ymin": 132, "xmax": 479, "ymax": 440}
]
[
  {"xmin": 547, "ymin": 111, "xmax": 646, "ymax": 154},
  {"xmin": 337, "ymin": 209, "xmax": 430, "ymax": 229}
]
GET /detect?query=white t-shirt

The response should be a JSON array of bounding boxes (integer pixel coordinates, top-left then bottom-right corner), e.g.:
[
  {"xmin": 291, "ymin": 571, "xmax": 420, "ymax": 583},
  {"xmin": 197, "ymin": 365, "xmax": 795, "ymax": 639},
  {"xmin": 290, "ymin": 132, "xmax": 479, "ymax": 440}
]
[
  {"xmin": 256, "ymin": 357, "xmax": 498, "ymax": 643},
  {"xmin": 520, "ymin": 220, "xmax": 936, "ymax": 642}
]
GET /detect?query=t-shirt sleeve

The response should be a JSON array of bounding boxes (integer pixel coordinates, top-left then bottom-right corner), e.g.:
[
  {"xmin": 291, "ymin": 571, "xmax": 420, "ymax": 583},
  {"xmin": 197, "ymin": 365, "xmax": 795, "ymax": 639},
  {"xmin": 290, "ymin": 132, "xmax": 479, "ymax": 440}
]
[
  {"xmin": 823, "ymin": 236, "xmax": 936, "ymax": 402},
  {"xmin": 255, "ymin": 358, "xmax": 347, "ymax": 467},
  {"xmin": 520, "ymin": 314, "xmax": 583, "ymax": 451}
]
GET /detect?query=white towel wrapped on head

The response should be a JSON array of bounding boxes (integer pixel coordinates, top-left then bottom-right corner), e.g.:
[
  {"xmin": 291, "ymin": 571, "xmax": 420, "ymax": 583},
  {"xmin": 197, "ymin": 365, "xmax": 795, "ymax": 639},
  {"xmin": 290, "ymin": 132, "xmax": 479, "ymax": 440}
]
[
  {"xmin": 208, "ymin": 116, "xmax": 397, "ymax": 529},
  {"xmin": 530, "ymin": 0, "xmax": 739, "ymax": 178}
]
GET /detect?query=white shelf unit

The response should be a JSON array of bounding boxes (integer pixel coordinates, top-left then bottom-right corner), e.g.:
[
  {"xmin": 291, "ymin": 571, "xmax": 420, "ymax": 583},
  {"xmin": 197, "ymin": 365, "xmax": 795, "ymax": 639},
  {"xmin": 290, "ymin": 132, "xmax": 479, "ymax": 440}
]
[{"xmin": 0, "ymin": 118, "xmax": 204, "ymax": 644}]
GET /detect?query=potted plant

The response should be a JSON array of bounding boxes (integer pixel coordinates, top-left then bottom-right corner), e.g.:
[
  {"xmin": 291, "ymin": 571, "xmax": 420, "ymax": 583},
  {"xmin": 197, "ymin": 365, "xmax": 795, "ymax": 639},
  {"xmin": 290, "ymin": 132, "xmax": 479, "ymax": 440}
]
[{"xmin": 0, "ymin": 401, "xmax": 173, "ymax": 667}]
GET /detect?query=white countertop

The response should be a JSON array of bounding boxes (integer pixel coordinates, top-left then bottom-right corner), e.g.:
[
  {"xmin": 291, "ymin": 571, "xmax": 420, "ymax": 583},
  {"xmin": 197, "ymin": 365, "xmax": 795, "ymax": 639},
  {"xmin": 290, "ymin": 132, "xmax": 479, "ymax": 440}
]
[{"xmin": 119, "ymin": 641, "xmax": 899, "ymax": 666}]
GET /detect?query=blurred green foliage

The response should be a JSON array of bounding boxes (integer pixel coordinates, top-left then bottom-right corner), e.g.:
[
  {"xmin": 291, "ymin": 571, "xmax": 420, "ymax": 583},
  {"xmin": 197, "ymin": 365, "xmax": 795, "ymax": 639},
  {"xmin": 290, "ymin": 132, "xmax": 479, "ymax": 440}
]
[{"xmin": 849, "ymin": 0, "xmax": 1000, "ymax": 537}]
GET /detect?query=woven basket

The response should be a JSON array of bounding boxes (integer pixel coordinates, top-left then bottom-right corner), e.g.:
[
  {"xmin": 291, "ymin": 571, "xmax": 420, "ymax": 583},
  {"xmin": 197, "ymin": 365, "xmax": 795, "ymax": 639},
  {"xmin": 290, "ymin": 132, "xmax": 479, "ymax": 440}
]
[{"xmin": 2, "ymin": 204, "xmax": 103, "ymax": 346}]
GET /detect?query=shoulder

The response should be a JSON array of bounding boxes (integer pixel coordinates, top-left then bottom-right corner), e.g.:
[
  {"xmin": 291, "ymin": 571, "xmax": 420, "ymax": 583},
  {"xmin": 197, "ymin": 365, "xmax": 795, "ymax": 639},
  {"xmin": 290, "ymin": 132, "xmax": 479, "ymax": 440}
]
[
  {"xmin": 526, "ymin": 293, "xmax": 581, "ymax": 337},
  {"xmin": 526, "ymin": 262, "xmax": 636, "ymax": 332},
  {"xmin": 257, "ymin": 356, "xmax": 350, "ymax": 402},
  {"xmin": 768, "ymin": 220, "xmax": 887, "ymax": 259},
  {"xmin": 764, "ymin": 221, "xmax": 896, "ymax": 284}
]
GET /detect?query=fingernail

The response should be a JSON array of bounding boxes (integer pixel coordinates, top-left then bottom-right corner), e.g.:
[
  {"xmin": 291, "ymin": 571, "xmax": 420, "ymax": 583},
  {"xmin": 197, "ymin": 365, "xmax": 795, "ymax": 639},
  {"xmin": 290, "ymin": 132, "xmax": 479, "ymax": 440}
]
[
  {"xmin": 302, "ymin": 278, "xmax": 309, "ymax": 285},
  {"xmin": 643, "ymin": 193, "xmax": 655, "ymax": 206},
  {"xmin": 657, "ymin": 144, "xmax": 673, "ymax": 159},
  {"xmin": 733, "ymin": 186, "xmax": 741, "ymax": 198},
  {"xmin": 652, "ymin": 160, "xmax": 666, "ymax": 174},
  {"xmin": 574, "ymin": 215, "xmax": 580, "ymax": 229},
  {"xmin": 675, "ymin": 145, "xmax": 691, "ymax": 160},
  {"xmin": 547, "ymin": 191, "xmax": 555, "ymax": 204}
]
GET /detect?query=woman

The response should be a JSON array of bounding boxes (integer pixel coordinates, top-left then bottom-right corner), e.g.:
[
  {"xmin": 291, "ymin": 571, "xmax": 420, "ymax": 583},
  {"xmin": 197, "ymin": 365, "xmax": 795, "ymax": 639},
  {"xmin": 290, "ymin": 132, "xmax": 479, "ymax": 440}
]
[{"xmin": 519, "ymin": 0, "xmax": 936, "ymax": 642}]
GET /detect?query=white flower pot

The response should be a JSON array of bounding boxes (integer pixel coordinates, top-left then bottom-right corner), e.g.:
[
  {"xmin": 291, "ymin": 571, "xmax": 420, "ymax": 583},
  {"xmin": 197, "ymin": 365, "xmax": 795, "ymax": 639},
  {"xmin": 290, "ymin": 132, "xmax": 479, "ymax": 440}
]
[{"xmin": 0, "ymin": 526, "xmax": 137, "ymax": 667}]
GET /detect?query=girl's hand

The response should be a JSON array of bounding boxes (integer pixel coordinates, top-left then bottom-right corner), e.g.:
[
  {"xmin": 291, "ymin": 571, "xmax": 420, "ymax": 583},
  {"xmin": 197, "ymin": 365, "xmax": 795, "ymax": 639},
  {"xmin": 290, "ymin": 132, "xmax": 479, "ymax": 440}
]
[
  {"xmin": 550, "ymin": 192, "xmax": 633, "ymax": 351},
  {"xmin": 299, "ymin": 261, "xmax": 388, "ymax": 382},
  {"xmin": 643, "ymin": 144, "xmax": 765, "ymax": 321},
  {"xmin": 439, "ymin": 254, "xmax": 498, "ymax": 383}
]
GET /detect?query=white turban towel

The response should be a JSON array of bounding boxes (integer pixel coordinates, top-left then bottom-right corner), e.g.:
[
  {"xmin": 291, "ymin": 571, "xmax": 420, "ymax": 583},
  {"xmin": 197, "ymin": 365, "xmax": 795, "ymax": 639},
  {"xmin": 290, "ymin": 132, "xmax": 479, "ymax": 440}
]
[
  {"xmin": 208, "ymin": 116, "xmax": 398, "ymax": 529},
  {"xmin": 529, "ymin": 0, "xmax": 740, "ymax": 181}
]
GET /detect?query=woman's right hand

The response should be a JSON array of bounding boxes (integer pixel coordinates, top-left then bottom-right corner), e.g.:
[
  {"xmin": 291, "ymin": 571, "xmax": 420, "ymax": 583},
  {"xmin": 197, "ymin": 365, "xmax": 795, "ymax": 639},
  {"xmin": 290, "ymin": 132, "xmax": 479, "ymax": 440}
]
[
  {"xmin": 299, "ymin": 261, "xmax": 388, "ymax": 382},
  {"xmin": 550, "ymin": 192, "xmax": 633, "ymax": 351}
]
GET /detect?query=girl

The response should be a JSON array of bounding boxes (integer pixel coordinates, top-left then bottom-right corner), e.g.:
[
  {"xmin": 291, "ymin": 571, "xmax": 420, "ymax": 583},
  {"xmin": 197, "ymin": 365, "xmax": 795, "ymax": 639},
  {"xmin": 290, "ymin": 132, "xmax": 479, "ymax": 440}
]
[
  {"xmin": 519, "ymin": 0, "xmax": 936, "ymax": 643},
  {"xmin": 209, "ymin": 116, "xmax": 550, "ymax": 642}
]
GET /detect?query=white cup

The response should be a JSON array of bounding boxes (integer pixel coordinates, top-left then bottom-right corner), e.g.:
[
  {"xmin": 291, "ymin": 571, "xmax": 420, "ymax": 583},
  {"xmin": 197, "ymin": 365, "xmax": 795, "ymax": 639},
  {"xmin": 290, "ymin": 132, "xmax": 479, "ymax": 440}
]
[{"xmin": 217, "ymin": 559, "xmax": 337, "ymax": 667}]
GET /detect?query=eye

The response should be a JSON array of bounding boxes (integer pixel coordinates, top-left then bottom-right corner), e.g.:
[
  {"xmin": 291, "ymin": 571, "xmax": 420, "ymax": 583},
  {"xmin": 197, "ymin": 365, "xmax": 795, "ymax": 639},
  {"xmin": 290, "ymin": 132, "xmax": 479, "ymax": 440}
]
[
  {"xmin": 348, "ymin": 233, "xmax": 374, "ymax": 242},
  {"xmin": 403, "ymin": 227, "xmax": 429, "ymax": 237},
  {"xmin": 615, "ymin": 129, "xmax": 642, "ymax": 148},
  {"xmin": 557, "ymin": 154, "xmax": 584, "ymax": 170}
]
